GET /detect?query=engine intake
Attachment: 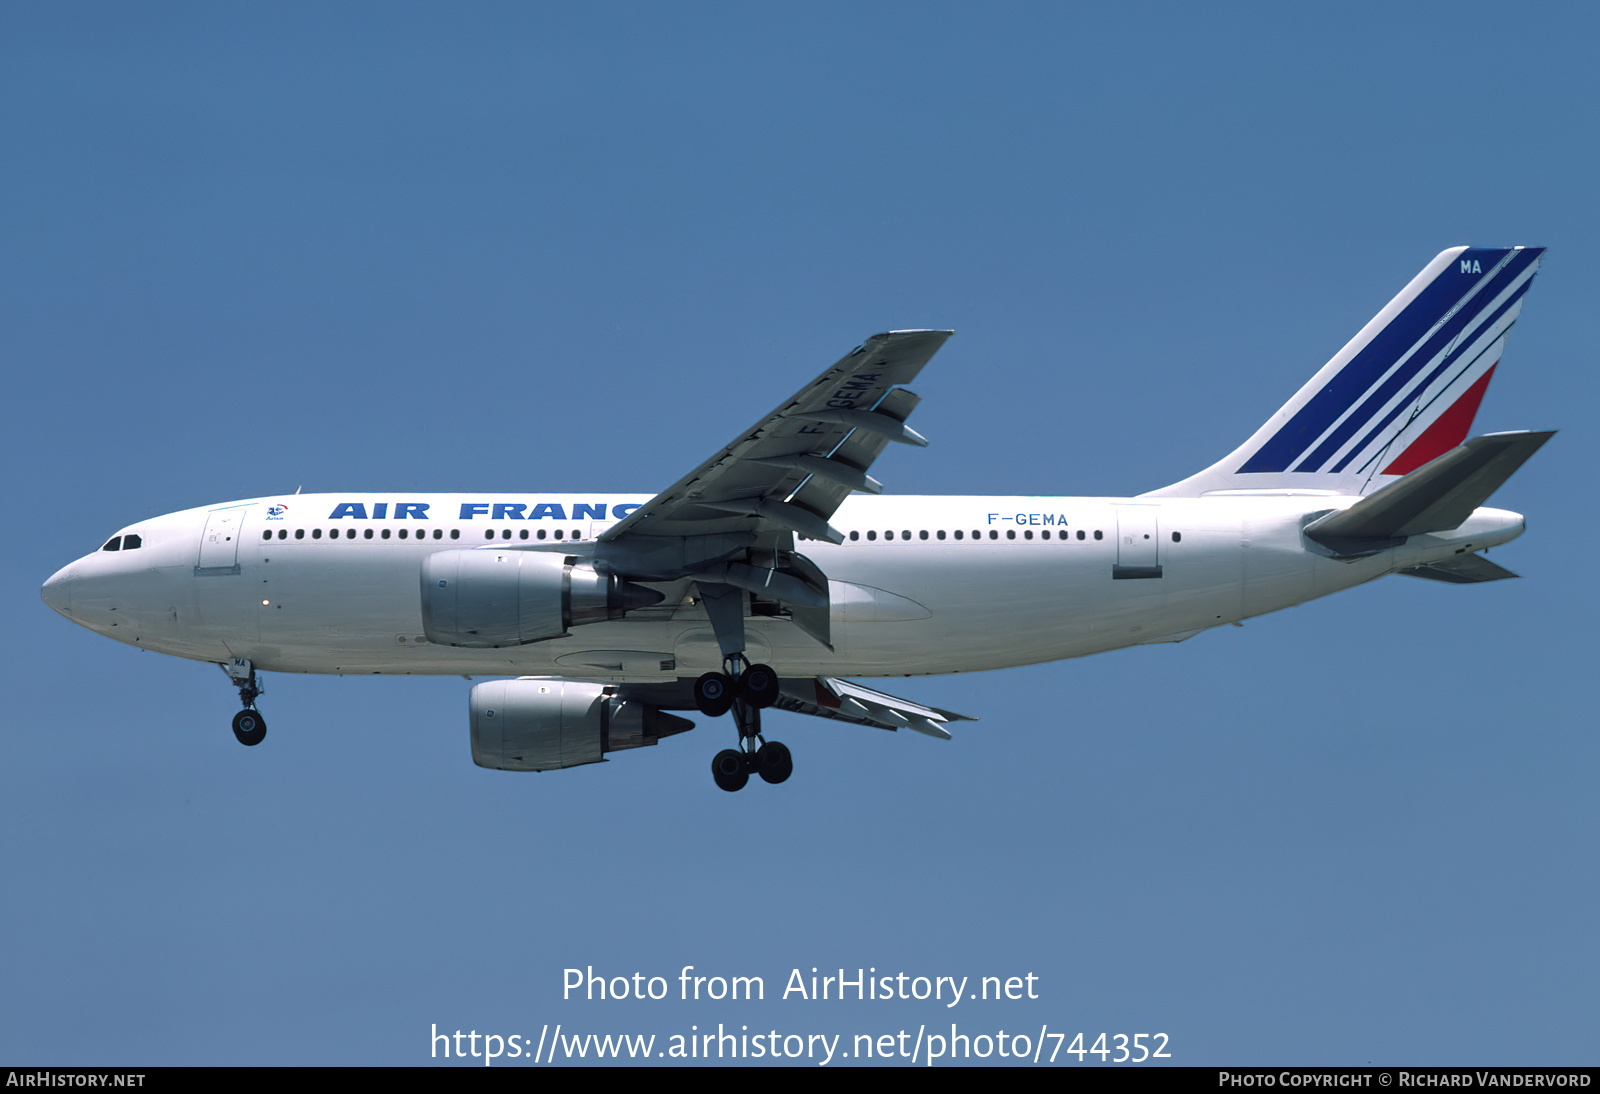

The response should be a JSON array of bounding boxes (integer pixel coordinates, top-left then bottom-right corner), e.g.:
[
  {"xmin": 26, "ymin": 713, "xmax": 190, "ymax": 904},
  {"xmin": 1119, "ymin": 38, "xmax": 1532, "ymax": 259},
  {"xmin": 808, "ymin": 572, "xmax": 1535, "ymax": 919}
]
[
  {"xmin": 421, "ymin": 549, "xmax": 662, "ymax": 648},
  {"xmin": 469, "ymin": 678, "xmax": 693, "ymax": 771}
]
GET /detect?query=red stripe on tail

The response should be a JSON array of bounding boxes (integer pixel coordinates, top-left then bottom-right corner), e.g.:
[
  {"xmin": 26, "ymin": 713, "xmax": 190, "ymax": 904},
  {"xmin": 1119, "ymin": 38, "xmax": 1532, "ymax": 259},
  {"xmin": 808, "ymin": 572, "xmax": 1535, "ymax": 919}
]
[{"xmin": 1380, "ymin": 363, "xmax": 1498, "ymax": 476}]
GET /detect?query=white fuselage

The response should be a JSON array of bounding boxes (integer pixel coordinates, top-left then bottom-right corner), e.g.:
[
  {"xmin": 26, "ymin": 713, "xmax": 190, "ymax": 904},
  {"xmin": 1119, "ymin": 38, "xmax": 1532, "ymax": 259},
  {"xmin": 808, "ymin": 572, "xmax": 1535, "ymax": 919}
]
[{"xmin": 42, "ymin": 492, "xmax": 1525, "ymax": 681}]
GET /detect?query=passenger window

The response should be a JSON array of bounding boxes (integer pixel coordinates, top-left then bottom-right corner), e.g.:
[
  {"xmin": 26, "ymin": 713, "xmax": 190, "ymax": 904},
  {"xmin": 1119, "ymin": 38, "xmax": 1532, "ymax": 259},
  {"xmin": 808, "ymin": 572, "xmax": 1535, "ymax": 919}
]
[
  {"xmin": 884, "ymin": 530, "xmax": 894, "ymax": 540},
  {"xmin": 295, "ymin": 529, "xmax": 305, "ymax": 540},
  {"xmin": 1094, "ymin": 530, "xmax": 1103, "ymax": 540},
  {"xmin": 537, "ymin": 529, "xmax": 547, "ymax": 540},
  {"xmin": 1007, "ymin": 530, "xmax": 1016, "ymax": 540},
  {"xmin": 867, "ymin": 530, "xmax": 877, "ymax": 541},
  {"xmin": 312, "ymin": 529, "xmax": 322, "ymax": 540},
  {"xmin": 989, "ymin": 530, "xmax": 998, "ymax": 540},
  {"xmin": 450, "ymin": 529, "xmax": 460, "ymax": 540},
  {"xmin": 484, "ymin": 530, "xmax": 494, "ymax": 540},
  {"xmin": 262, "ymin": 531, "xmax": 272, "ymax": 542},
  {"xmin": 1172, "ymin": 531, "xmax": 1182, "ymax": 542},
  {"xmin": 849, "ymin": 531, "xmax": 859, "ymax": 541},
  {"xmin": 954, "ymin": 530, "xmax": 963, "ymax": 540},
  {"xmin": 364, "ymin": 529, "xmax": 373, "ymax": 539},
  {"xmin": 348, "ymin": 529, "xmax": 357, "ymax": 539},
  {"xmin": 919, "ymin": 530, "xmax": 929, "ymax": 540},
  {"xmin": 398, "ymin": 529, "xmax": 408, "ymax": 540},
  {"xmin": 381, "ymin": 529, "xmax": 391, "ymax": 540},
  {"xmin": 902, "ymin": 530, "xmax": 911, "ymax": 540},
  {"xmin": 553, "ymin": 529, "xmax": 563, "ymax": 540},
  {"xmin": 520, "ymin": 529, "xmax": 529, "ymax": 540},
  {"xmin": 936, "ymin": 530, "xmax": 946, "ymax": 540},
  {"xmin": 102, "ymin": 536, "xmax": 122, "ymax": 552},
  {"xmin": 278, "ymin": 530, "xmax": 287, "ymax": 540},
  {"xmin": 1042, "ymin": 530, "xmax": 1050, "ymax": 539},
  {"xmin": 1024, "ymin": 530, "xmax": 1033, "ymax": 540}
]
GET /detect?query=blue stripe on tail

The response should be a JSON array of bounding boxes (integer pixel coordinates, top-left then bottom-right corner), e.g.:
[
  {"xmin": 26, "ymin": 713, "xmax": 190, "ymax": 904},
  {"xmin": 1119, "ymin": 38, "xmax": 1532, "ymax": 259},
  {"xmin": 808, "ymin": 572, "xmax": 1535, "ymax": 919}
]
[
  {"xmin": 1296, "ymin": 250, "xmax": 1539, "ymax": 472},
  {"xmin": 1236, "ymin": 248, "xmax": 1534, "ymax": 474}
]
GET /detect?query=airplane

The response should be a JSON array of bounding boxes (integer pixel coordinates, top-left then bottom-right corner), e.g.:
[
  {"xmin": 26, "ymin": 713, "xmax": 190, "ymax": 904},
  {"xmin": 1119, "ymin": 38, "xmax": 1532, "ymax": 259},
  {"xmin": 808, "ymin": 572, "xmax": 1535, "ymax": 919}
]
[{"xmin": 41, "ymin": 246, "xmax": 1553, "ymax": 791}]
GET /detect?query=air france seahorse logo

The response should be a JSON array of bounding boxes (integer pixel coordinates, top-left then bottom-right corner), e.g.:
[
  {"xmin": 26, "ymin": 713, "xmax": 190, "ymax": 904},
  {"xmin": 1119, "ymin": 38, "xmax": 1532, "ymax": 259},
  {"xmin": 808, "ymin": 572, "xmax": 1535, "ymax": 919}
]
[{"xmin": 267, "ymin": 504, "xmax": 289, "ymax": 519}]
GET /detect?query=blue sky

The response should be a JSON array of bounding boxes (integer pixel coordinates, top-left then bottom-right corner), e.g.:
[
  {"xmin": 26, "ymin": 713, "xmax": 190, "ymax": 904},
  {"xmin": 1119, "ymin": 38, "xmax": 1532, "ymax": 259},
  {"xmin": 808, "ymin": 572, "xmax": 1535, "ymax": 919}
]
[{"xmin": 4, "ymin": 2, "xmax": 1597, "ymax": 1066}]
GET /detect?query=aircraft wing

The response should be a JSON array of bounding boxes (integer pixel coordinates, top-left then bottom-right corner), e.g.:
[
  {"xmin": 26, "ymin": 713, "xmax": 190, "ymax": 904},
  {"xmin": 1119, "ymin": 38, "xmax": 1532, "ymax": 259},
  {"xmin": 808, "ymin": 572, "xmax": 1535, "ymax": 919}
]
[
  {"xmin": 773, "ymin": 677, "xmax": 975, "ymax": 739},
  {"xmin": 599, "ymin": 330, "xmax": 954, "ymax": 544}
]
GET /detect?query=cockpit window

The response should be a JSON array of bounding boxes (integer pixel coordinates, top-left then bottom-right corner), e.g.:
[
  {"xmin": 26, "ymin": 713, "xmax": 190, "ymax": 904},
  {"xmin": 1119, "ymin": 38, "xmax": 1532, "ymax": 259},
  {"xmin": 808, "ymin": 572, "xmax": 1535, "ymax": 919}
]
[
  {"xmin": 122, "ymin": 534, "xmax": 142, "ymax": 550},
  {"xmin": 102, "ymin": 536, "xmax": 122, "ymax": 552}
]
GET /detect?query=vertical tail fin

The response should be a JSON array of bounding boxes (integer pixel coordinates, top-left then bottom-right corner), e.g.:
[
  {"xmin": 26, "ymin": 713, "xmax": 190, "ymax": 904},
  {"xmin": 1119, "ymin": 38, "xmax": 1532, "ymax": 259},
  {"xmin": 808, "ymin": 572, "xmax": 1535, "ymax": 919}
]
[{"xmin": 1147, "ymin": 246, "xmax": 1546, "ymax": 498}]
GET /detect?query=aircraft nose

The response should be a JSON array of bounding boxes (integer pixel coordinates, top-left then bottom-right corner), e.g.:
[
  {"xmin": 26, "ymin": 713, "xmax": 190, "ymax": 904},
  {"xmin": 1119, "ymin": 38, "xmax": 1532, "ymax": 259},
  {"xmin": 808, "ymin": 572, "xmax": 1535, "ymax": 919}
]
[{"xmin": 41, "ymin": 564, "xmax": 75, "ymax": 618}]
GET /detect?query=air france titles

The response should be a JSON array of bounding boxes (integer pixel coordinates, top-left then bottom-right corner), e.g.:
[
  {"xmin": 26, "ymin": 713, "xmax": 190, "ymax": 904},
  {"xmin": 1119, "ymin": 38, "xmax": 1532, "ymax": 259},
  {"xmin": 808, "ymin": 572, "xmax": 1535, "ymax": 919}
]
[
  {"xmin": 456, "ymin": 503, "xmax": 639, "ymax": 521},
  {"xmin": 322, "ymin": 501, "xmax": 642, "ymax": 521},
  {"xmin": 326, "ymin": 502, "xmax": 432, "ymax": 520}
]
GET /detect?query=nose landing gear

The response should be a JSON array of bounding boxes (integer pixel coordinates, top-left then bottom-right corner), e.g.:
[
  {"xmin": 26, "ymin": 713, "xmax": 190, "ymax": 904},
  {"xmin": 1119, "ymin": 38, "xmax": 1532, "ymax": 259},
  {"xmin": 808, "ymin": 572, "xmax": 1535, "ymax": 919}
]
[
  {"xmin": 697, "ymin": 655, "xmax": 790, "ymax": 792},
  {"xmin": 221, "ymin": 658, "xmax": 267, "ymax": 746}
]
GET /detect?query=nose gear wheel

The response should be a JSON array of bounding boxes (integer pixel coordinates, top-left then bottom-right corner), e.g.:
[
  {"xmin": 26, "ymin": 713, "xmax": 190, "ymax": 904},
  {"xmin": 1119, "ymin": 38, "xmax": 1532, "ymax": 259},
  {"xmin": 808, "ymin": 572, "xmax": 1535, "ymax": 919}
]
[{"xmin": 231, "ymin": 708, "xmax": 267, "ymax": 746}]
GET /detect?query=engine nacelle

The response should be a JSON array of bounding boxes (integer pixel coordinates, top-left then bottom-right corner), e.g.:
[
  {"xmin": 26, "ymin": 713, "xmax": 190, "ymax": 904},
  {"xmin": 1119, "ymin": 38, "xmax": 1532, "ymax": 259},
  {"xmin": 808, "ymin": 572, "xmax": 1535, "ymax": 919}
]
[
  {"xmin": 421, "ymin": 549, "xmax": 662, "ymax": 648},
  {"xmin": 469, "ymin": 678, "xmax": 694, "ymax": 771}
]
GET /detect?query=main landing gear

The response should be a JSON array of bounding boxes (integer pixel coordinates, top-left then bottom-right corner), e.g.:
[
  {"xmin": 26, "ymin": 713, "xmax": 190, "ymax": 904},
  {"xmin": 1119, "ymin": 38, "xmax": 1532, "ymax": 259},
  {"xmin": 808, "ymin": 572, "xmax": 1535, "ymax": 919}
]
[
  {"xmin": 222, "ymin": 658, "xmax": 267, "ymax": 747},
  {"xmin": 696, "ymin": 658, "xmax": 791, "ymax": 792}
]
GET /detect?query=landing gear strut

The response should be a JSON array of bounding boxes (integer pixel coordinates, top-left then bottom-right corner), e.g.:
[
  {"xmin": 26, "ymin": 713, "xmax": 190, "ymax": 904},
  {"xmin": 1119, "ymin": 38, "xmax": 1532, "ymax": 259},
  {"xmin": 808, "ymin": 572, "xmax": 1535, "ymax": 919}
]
[
  {"xmin": 221, "ymin": 658, "xmax": 267, "ymax": 746},
  {"xmin": 698, "ymin": 653, "xmax": 790, "ymax": 792},
  {"xmin": 692, "ymin": 581, "xmax": 795, "ymax": 791}
]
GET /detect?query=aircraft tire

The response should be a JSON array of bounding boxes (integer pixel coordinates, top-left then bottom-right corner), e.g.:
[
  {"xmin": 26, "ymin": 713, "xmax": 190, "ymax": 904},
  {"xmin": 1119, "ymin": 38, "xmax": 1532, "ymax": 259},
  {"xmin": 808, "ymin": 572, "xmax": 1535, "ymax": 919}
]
[
  {"xmin": 232, "ymin": 708, "xmax": 267, "ymax": 747},
  {"xmin": 738, "ymin": 663, "xmax": 780, "ymax": 709},
  {"xmin": 693, "ymin": 672, "xmax": 734, "ymax": 717},
  {"xmin": 756, "ymin": 740, "xmax": 792, "ymax": 784},
  {"xmin": 711, "ymin": 749, "xmax": 749, "ymax": 792}
]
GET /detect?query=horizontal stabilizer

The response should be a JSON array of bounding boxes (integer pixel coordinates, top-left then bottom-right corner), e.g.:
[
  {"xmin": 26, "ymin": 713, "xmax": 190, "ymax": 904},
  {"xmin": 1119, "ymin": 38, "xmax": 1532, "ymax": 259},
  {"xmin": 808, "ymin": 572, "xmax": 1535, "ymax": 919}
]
[
  {"xmin": 773, "ymin": 677, "xmax": 974, "ymax": 735},
  {"xmin": 1399, "ymin": 554, "xmax": 1519, "ymax": 583},
  {"xmin": 1306, "ymin": 431, "xmax": 1552, "ymax": 549}
]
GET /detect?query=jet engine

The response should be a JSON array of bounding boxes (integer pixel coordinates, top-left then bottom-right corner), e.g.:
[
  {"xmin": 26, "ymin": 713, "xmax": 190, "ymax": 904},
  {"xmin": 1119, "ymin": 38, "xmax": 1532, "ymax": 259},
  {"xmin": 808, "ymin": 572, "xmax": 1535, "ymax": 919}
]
[
  {"xmin": 469, "ymin": 678, "xmax": 693, "ymax": 771},
  {"xmin": 421, "ymin": 549, "xmax": 663, "ymax": 648}
]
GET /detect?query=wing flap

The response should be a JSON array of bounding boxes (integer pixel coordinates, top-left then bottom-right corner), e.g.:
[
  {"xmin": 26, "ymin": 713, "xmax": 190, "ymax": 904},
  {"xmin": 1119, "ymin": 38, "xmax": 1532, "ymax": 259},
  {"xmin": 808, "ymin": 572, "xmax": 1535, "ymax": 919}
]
[{"xmin": 772, "ymin": 676, "xmax": 975, "ymax": 735}]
